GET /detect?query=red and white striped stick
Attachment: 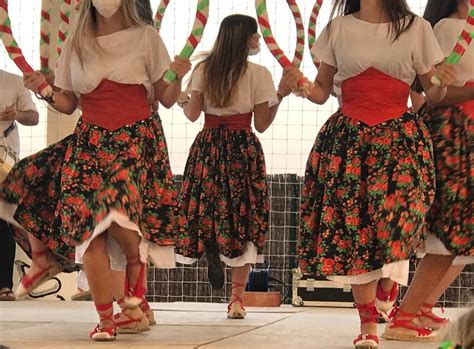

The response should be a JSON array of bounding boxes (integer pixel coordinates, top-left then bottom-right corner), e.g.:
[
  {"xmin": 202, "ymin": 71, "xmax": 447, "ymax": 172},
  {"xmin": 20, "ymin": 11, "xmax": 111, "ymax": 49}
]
[
  {"xmin": 57, "ymin": 0, "xmax": 72, "ymax": 58},
  {"xmin": 40, "ymin": 0, "xmax": 52, "ymax": 74},
  {"xmin": 0, "ymin": 0, "xmax": 52, "ymax": 98},
  {"xmin": 256, "ymin": 0, "xmax": 311, "ymax": 95},
  {"xmin": 154, "ymin": 0, "xmax": 170, "ymax": 32},
  {"xmin": 308, "ymin": 0, "xmax": 323, "ymax": 68},
  {"xmin": 287, "ymin": 0, "xmax": 305, "ymax": 68}
]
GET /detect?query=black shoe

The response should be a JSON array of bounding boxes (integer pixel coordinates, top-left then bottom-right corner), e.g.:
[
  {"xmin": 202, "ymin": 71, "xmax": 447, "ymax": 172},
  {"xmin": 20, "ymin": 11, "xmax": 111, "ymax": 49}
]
[{"xmin": 206, "ymin": 244, "xmax": 224, "ymax": 290}]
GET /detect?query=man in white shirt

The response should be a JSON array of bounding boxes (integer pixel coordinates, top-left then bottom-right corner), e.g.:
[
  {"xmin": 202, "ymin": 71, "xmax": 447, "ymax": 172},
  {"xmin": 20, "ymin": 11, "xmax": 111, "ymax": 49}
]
[{"xmin": 0, "ymin": 69, "xmax": 39, "ymax": 301}]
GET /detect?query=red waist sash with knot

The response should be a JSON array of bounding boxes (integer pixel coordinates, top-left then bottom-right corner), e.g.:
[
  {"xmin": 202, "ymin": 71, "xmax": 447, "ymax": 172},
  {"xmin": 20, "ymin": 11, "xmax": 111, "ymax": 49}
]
[
  {"xmin": 341, "ymin": 67, "xmax": 410, "ymax": 126},
  {"xmin": 458, "ymin": 81, "xmax": 474, "ymax": 118},
  {"xmin": 204, "ymin": 113, "xmax": 252, "ymax": 131},
  {"xmin": 81, "ymin": 79, "xmax": 151, "ymax": 131}
]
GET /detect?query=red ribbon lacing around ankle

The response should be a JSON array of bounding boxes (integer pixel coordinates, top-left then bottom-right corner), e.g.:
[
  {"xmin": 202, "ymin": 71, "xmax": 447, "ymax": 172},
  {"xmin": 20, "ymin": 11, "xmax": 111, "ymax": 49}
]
[
  {"xmin": 124, "ymin": 256, "xmax": 146, "ymax": 300},
  {"xmin": 388, "ymin": 307, "xmax": 433, "ymax": 336},
  {"xmin": 376, "ymin": 281, "xmax": 398, "ymax": 302},
  {"xmin": 90, "ymin": 303, "xmax": 116, "ymax": 337},
  {"xmin": 355, "ymin": 300, "xmax": 379, "ymax": 324},
  {"xmin": 417, "ymin": 303, "xmax": 449, "ymax": 324},
  {"xmin": 227, "ymin": 282, "xmax": 246, "ymax": 312}
]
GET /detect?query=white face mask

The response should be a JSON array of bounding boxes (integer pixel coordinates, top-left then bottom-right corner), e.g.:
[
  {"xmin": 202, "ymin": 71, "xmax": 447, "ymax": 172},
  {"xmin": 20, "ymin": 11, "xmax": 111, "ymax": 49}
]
[
  {"xmin": 92, "ymin": 0, "xmax": 121, "ymax": 18},
  {"xmin": 248, "ymin": 43, "xmax": 260, "ymax": 56}
]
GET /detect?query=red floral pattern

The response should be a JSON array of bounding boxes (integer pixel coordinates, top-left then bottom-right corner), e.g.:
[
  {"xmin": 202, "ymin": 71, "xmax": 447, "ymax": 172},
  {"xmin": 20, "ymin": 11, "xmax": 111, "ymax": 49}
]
[
  {"xmin": 298, "ymin": 111, "xmax": 435, "ymax": 276},
  {"xmin": 421, "ymin": 105, "xmax": 473, "ymax": 257},
  {"xmin": 176, "ymin": 127, "xmax": 268, "ymax": 259},
  {"xmin": 0, "ymin": 115, "xmax": 186, "ymax": 269}
]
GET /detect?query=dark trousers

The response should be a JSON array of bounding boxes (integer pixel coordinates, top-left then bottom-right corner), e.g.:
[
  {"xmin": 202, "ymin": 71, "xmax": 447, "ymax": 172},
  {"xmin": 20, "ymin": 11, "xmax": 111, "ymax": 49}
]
[{"xmin": 0, "ymin": 219, "xmax": 15, "ymax": 289}]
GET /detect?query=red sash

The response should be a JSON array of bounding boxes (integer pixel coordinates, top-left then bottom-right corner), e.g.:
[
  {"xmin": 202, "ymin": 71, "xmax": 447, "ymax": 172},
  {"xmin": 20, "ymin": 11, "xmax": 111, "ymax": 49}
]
[
  {"xmin": 81, "ymin": 79, "xmax": 151, "ymax": 131},
  {"xmin": 341, "ymin": 67, "xmax": 410, "ymax": 126},
  {"xmin": 204, "ymin": 113, "xmax": 252, "ymax": 131}
]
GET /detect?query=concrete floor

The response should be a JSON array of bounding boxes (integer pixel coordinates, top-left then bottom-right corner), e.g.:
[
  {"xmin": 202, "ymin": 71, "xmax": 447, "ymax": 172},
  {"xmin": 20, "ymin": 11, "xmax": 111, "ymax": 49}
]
[{"xmin": 0, "ymin": 301, "xmax": 465, "ymax": 349}]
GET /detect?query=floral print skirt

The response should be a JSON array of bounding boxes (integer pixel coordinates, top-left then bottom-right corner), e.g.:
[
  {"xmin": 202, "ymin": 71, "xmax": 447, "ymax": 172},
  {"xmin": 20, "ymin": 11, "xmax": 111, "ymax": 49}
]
[
  {"xmin": 176, "ymin": 127, "xmax": 268, "ymax": 261},
  {"xmin": 421, "ymin": 104, "xmax": 473, "ymax": 257},
  {"xmin": 298, "ymin": 111, "xmax": 435, "ymax": 277},
  {"xmin": 0, "ymin": 114, "xmax": 186, "ymax": 270}
]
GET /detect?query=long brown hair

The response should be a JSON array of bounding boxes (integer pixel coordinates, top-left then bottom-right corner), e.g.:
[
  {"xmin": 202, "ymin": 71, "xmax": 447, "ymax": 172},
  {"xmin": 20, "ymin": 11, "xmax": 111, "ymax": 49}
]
[
  {"xmin": 423, "ymin": 0, "xmax": 459, "ymax": 27},
  {"xmin": 135, "ymin": 0, "xmax": 153, "ymax": 25},
  {"xmin": 330, "ymin": 0, "xmax": 416, "ymax": 41},
  {"xmin": 71, "ymin": 0, "xmax": 147, "ymax": 64},
  {"xmin": 197, "ymin": 14, "xmax": 258, "ymax": 108}
]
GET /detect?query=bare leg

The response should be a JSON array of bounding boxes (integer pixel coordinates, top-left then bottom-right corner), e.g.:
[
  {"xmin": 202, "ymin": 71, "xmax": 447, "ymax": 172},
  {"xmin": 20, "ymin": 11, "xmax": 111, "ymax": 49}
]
[
  {"xmin": 379, "ymin": 278, "xmax": 395, "ymax": 293},
  {"xmin": 111, "ymin": 270, "xmax": 126, "ymax": 302},
  {"xmin": 82, "ymin": 234, "xmax": 114, "ymax": 329},
  {"xmin": 26, "ymin": 233, "xmax": 55, "ymax": 275},
  {"xmin": 112, "ymin": 267, "xmax": 155, "ymax": 326},
  {"xmin": 14, "ymin": 232, "xmax": 61, "ymax": 300},
  {"xmin": 425, "ymin": 264, "xmax": 464, "ymax": 305},
  {"xmin": 111, "ymin": 267, "xmax": 149, "ymax": 302},
  {"xmin": 227, "ymin": 264, "xmax": 250, "ymax": 319},
  {"xmin": 28, "ymin": 233, "xmax": 47, "ymax": 252},
  {"xmin": 230, "ymin": 264, "xmax": 250, "ymax": 304},
  {"xmin": 375, "ymin": 277, "xmax": 400, "ymax": 319},
  {"xmin": 383, "ymin": 254, "xmax": 455, "ymax": 340},
  {"xmin": 416, "ymin": 264, "xmax": 464, "ymax": 329},
  {"xmin": 107, "ymin": 224, "xmax": 149, "ymax": 331},
  {"xmin": 399, "ymin": 254, "xmax": 455, "ymax": 315},
  {"xmin": 352, "ymin": 281, "xmax": 378, "ymax": 337},
  {"xmin": 107, "ymin": 223, "xmax": 142, "ymax": 291}
]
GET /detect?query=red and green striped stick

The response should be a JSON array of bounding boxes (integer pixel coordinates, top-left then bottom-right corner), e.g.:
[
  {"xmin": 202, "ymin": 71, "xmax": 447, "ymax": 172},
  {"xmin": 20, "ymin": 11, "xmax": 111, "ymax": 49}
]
[
  {"xmin": 163, "ymin": 0, "xmax": 209, "ymax": 84},
  {"xmin": 256, "ymin": 0, "xmax": 293, "ymax": 69},
  {"xmin": 154, "ymin": 0, "xmax": 170, "ymax": 32},
  {"xmin": 40, "ymin": 0, "xmax": 51, "ymax": 74},
  {"xmin": 57, "ymin": 0, "xmax": 72, "ymax": 58},
  {"xmin": 432, "ymin": 0, "xmax": 474, "ymax": 86},
  {"xmin": 0, "ymin": 0, "xmax": 52, "ymax": 98},
  {"xmin": 287, "ymin": 0, "xmax": 305, "ymax": 68},
  {"xmin": 308, "ymin": 0, "xmax": 323, "ymax": 68},
  {"xmin": 256, "ymin": 0, "xmax": 309, "ymax": 92}
]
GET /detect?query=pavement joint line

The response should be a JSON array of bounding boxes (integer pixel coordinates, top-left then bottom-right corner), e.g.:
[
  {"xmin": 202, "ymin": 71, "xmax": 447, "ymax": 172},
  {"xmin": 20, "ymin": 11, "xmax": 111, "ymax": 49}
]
[
  {"xmin": 193, "ymin": 315, "xmax": 293, "ymax": 348},
  {"xmin": 150, "ymin": 308, "xmax": 304, "ymax": 314}
]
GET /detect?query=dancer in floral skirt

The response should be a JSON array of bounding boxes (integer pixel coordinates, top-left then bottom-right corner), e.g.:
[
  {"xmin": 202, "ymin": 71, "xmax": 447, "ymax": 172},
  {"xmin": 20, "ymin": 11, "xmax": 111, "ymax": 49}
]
[
  {"xmin": 176, "ymin": 14, "xmax": 289, "ymax": 319},
  {"xmin": 0, "ymin": 0, "xmax": 190, "ymax": 341},
  {"xmin": 280, "ymin": 0, "xmax": 456, "ymax": 347},
  {"xmin": 384, "ymin": 0, "xmax": 474, "ymax": 340}
]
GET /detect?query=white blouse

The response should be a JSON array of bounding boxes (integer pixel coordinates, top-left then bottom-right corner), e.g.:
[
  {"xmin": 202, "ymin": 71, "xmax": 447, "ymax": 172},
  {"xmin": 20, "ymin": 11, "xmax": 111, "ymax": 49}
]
[
  {"xmin": 434, "ymin": 18, "xmax": 474, "ymax": 86},
  {"xmin": 313, "ymin": 15, "xmax": 444, "ymax": 97},
  {"xmin": 190, "ymin": 62, "xmax": 279, "ymax": 116},
  {"xmin": 55, "ymin": 25, "xmax": 171, "ymax": 99},
  {"xmin": 0, "ymin": 70, "xmax": 37, "ymax": 155}
]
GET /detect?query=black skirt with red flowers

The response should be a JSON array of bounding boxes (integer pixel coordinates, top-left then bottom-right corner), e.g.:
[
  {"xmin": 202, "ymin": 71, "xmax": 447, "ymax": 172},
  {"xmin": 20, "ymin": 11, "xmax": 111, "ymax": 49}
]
[
  {"xmin": 420, "ymin": 104, "xmax": 473, "ymax": 257},
  {"xmin": 176, "ymin": 126, "xmax": 269, "ymax": 260},
  {"xmin": 0, "ymin": 114, "xmax": 186, "ymax": 270},
  {"xmin": 298, "ymin": 111, "xmax": 435, "ymax": 277}
]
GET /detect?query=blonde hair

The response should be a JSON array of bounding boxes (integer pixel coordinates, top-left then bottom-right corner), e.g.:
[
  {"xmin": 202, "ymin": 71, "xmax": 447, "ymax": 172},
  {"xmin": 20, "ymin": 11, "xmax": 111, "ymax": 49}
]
[{"xmin": 71, "ymin": 0, "xmax": 148, "ymax": 63}]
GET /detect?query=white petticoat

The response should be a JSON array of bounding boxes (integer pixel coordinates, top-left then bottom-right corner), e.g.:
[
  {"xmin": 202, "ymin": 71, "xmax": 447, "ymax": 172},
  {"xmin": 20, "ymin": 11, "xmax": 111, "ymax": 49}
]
[
  {"xmin": 176, "ymin": 241, "xmax": 264, "ymax": 267},
  {"xmin": 0, "ymin": 201, "xmax": 177, "ymax": 271},
  {"xmin": 327, "ymin": 260, "xmax": 410, "ymax": 286},
  {"xmin": 0, "ymin": 200, "xmax": 20, "ymax": 227},
  {"xmin": 74, "ymin": 210, "xmax": 176, "ymax": 271},
  {"xmin": 417, "ymin": 233, "xmax": 474, "ymax": 265}
]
